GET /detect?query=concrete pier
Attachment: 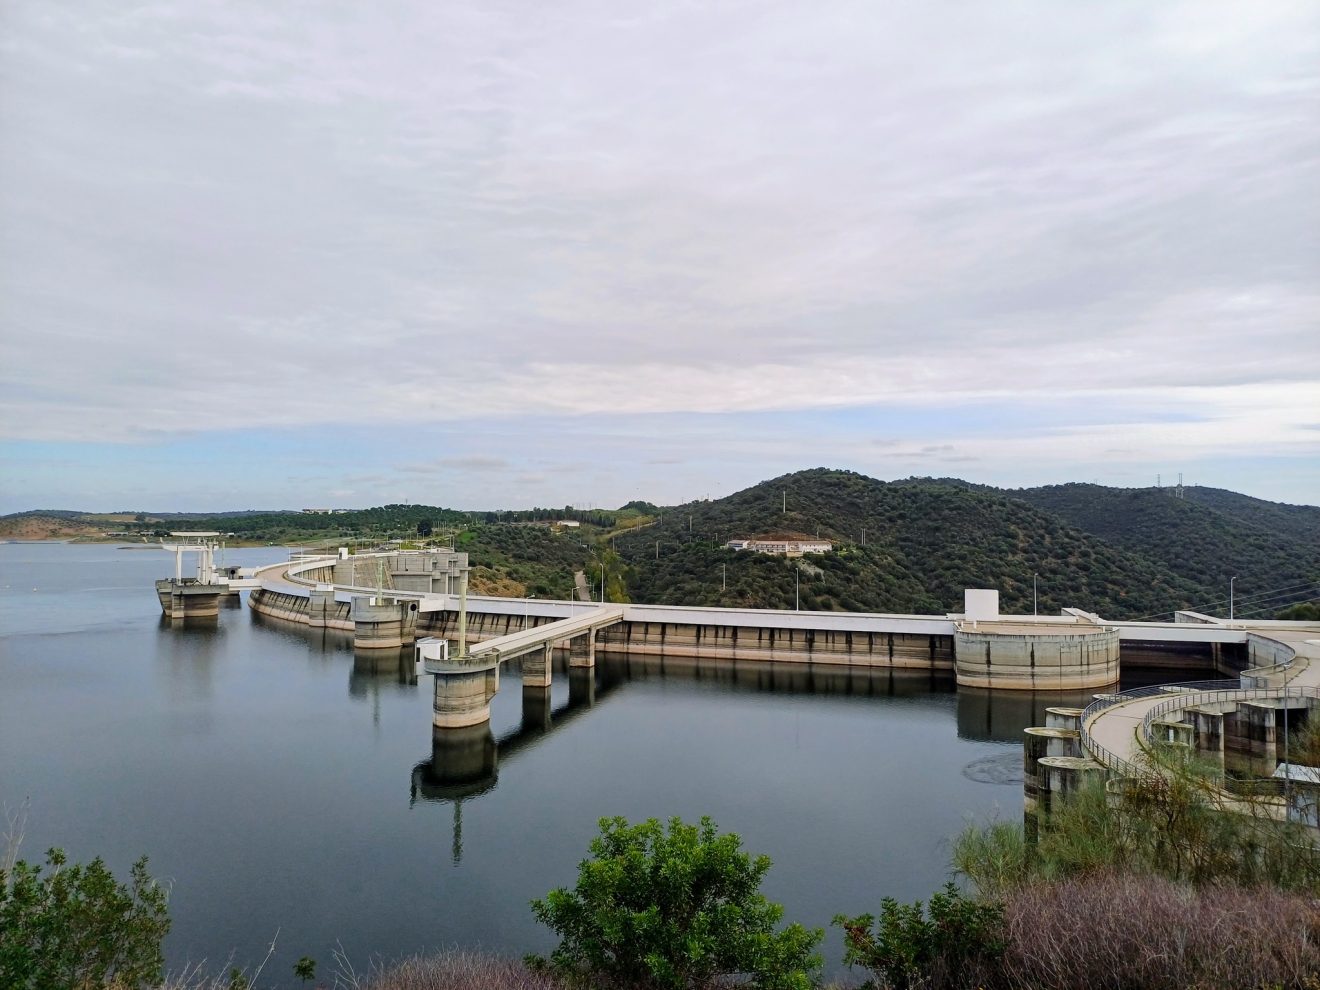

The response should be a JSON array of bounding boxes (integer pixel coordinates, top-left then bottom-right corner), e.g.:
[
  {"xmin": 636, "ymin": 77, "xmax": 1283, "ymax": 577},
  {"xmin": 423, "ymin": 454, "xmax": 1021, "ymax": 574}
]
[
  {"xmin": 1045, "ymin": 706, "xmax": 1086, "ymax": 731},
  {"xmin": 351, "ymin": 596, "xmax": 419, "ymax": 650},
  {"xmin": 569, "ymin": 631, "xmax": 596, "ymax": 668},
  {"xmin": 155, "ymin": 579, "xmax": 222, "ymax": 621},
  {"xmin": 523, "ymin": 643, "xmax": 554, "ymax": 688},
  {"xmin": 308, "ymin": 585, "xmax": 337, "ymax": 629},
  {"xmin": 430, "ymin": 657, "xmax": 500, "ymax": 729}
]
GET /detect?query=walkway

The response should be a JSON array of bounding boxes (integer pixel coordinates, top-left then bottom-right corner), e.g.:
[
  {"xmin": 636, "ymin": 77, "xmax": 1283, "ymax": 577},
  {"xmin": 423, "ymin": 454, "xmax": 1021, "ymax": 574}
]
[{"xmin": 1082, "ymin": 627, "xmax": 1320, "ymax": 775}]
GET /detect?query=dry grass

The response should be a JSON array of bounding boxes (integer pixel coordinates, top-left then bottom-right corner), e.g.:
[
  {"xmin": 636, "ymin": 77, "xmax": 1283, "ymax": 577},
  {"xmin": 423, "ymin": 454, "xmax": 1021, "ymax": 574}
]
[
  {"xmin": 352, "ymin": 951, "xmax": 561, "ymax": 990},
  {"xmin": 999, "ymin": 872, "xmax": 1320, "ymax": 990}
]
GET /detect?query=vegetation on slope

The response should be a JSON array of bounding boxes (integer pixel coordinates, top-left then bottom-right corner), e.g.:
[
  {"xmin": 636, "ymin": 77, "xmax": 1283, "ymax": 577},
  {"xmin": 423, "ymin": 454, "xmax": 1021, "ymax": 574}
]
[
  {"xmin": 1011, "ymin": 483, "xmax": 1320, "ymax": 618},
  {"xmin": 613, "ymin": 470, "xmax": 1209, "ymax": 619}
]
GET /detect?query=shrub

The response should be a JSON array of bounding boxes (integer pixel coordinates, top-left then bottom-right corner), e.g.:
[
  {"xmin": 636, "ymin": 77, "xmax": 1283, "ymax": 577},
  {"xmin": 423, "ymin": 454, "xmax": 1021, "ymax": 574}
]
[
  {"xmin": 361, "ymin": 950, "xmax": 560, "ymax": 990},
  {"xmin": 998, "ymin": 872, "xmax": 1320, "ymax": 989},
  {"xmin": 834, "ymin": 884, "xmax": 1005, "ymax": 990},
  {"xmin": 0, "ymin": 847, "xmax": 171, "ymax": 990},
  {"xmin": 529, "ymin": 816, "xmax": 822, "ymax": 989}
]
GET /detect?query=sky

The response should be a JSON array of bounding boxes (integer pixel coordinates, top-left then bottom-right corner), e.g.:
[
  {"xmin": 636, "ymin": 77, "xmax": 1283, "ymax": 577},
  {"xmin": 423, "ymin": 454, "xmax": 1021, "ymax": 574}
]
[{"xmin": 1, "ymin": 1, "xmax": 1317, "ymax": 513}]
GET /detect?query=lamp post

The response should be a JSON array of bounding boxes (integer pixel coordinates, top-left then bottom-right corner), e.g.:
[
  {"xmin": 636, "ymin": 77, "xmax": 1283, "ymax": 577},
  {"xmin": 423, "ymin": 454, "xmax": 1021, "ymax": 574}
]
[
  {"xmin": 794, "ymin": 567, "xmax": 800, "ymax": 612},
  {"xmin": 1230, "ymin": 575, "xmax": 1237, "ymax": 621},
  {"xmin": 1033, "ymin": 573, "xmax": 1038, "ymax": 617}
]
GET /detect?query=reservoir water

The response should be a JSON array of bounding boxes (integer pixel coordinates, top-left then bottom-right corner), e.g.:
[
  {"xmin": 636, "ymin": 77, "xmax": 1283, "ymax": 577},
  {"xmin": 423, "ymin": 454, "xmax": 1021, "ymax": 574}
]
[{"xmin": 2, "ymin": 542, "xmax": 1097, "ymax": 980}]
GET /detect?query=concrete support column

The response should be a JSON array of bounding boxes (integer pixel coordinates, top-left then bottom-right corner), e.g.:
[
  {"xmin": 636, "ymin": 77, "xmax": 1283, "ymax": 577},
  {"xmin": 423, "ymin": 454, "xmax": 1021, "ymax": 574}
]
[
  {"xmin": 155, "ymin": 579, "xmax": 221, "ymax": 621},
  {"xmin": 1189, "ymin": 707, "xmax": 1226, "ymax": 759},
  {"xmin": 1023, "ymin": 726, "xmax": 1081, "ymax": 820},
  {"xmin": 523, "ymin": 643, "xmax": 553, "ymax": 688},
  {"xmin": 309, "ymin": 585, "xmax": 335, "ymax": 629},
  {"xmin": 352, "ymin": 596, "xmax": 419, "ymax": 650},
  {"xmin": 569, "ymin": 631, "xmax": 597, "ymax": 669},
  {"xmin": 1045, "ymin": 707, "xmax": 1085, "ymax": 731},
  {"xmin": 432, "ymin": 659, "xmax": 500, "ymax": 730}
]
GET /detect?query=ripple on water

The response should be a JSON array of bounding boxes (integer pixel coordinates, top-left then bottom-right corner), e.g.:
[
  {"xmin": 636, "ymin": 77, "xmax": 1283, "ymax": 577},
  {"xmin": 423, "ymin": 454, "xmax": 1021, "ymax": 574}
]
[{"xmin": 962, "ymin": 751, "xmax": 1022, "ymax": 785}]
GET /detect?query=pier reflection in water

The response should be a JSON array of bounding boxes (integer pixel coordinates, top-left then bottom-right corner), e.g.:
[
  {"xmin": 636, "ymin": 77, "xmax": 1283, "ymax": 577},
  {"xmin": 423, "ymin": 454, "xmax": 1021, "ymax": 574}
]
[{"xmin": 413, "ymin": 666, "xmax": 610, "ymax": 863}]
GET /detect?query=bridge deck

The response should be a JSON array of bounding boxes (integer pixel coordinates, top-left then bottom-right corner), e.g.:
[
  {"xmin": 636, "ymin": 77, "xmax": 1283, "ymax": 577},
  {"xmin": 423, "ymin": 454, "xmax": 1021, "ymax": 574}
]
[{"xmin": 467, "ymin": 605, "xmax": 625, "ymax": 663}]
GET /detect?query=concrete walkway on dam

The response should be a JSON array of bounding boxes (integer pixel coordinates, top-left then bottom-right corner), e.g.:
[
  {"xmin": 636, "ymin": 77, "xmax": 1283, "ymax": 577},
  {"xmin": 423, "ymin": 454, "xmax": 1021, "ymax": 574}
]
[
  {"xmin": 1082, "ymin": 627, "xmax": 1320, "ymax": 775},
  {"xmin": 246, "ymin": 551, "xmax": 1320, "ymax": 693}
]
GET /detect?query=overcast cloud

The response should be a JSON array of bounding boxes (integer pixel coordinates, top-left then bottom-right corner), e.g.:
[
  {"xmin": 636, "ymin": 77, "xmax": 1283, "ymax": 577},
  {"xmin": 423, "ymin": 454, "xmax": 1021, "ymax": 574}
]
[{"xmin": 1, "ymin": 1, "xmax": 1317, "ymax": 510}]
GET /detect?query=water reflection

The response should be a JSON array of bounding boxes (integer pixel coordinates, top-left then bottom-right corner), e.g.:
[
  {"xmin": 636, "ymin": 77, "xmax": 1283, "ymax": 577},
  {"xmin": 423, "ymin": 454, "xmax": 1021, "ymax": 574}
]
[
  {"xmin": 153, "ymin": 611, "xmax": 224, "ymax": 700},
  {"xmin": 590, "ymin": 651, "xmax": 954, "ymax": 697},
  {"xmin": 411, "ymin": 665, "xmax": 620, "ymax": 863},
  {"xmin": 956, "ymin": 687, "xmax": 1097, "ymax": 743}
]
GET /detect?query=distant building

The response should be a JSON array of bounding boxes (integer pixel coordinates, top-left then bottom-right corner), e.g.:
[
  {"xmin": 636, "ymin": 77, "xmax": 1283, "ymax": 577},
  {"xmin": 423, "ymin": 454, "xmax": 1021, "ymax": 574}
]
[
  {"xmin": 556, "ymin": 520, "xmax": 581, "ymax": 528},
  {"xmin": 725, "ymin": 537, "xmax": 832, "ymax": 556}
]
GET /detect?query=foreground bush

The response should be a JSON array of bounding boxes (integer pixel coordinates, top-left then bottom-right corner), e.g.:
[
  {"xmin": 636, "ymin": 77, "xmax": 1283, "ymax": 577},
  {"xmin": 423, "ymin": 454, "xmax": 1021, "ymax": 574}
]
[
  {"xmin": 835, "ymin": 884, "xmax": 1004, "ymax": 990},
  {"xmin": 955, "ymin": 764, "xmax": 1320, "ymax": 895},
  {"xmin": 0, "ymin": 847, "xmax": 170, "ymax": 990},
  {"xmin": 360, "ymin": 950, "xmax": 561, "ymax": 990},
  {"xmin": 998, "ymin": 872, "xmax": 1320, "ymax": 989},
  {"xmin": 529, "ymin": 816, "xmax": 822, "ymax": 990}
]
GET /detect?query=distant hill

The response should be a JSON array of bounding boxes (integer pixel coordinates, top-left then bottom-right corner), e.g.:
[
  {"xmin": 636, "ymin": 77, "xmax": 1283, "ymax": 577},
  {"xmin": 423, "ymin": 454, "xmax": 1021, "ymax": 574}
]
[
  {"xmin": 1011, "ymin": 484, "xmax": 1320, "ymax": 618},
  {"xmin": 613, "ymin": 470, "xmax": 1219, "ymax": 619},
  {"xmin": 7, "ymin": 473, "xmax": 1316, "ymax": 620}
]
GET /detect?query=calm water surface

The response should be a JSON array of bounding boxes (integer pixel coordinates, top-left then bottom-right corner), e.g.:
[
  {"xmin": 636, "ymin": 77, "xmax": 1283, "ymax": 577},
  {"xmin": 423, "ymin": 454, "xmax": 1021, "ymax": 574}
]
[{"xmin": 0, "ymin": 543, "xmax": 1096, "ymax": 980}]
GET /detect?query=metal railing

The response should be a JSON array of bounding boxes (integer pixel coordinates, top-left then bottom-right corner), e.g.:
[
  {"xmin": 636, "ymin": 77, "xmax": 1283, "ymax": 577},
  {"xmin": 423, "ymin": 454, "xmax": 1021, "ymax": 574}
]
[
  {"xmin": 1080, "ymin": 673, "xmax": 1320, "ymax": 778},
  {"xmin": 1140, "ymin": 684, "xmax": 1320, "ymax": 747},
  {"xmin": 1079, "ymin": 679, "xmax": 1241, "ymax": 776}
]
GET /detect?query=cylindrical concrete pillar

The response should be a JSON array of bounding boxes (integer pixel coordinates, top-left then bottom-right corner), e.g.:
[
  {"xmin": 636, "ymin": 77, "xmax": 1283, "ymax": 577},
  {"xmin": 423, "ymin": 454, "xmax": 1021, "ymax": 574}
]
[
  {"xmin": 1024, "ymin": 726, "xmax": 1081, "ymax": 819},
  {"xmin": 1037, "ymin": 756, "xmax": 1105, "ymax": 818},
  {"xmin": 432, "ymin": 660, "xmax": 499, "ymax": 729},
  {"xmin": 1045, "ymin": 706, "xmax": 1085, "ymax": 731},
  {"xmin": 352, "ymin": 596, "xmax": 407, "ymax": 649}
]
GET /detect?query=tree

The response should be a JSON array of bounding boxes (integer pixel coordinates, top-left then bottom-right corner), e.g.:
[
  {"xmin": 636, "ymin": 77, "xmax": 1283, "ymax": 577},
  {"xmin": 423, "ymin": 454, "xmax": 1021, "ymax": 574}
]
[
  {"xmin": 0, "ymin": 848, "xmax": 171, "ymax": 990},
  {"xmin": 294, "ymin": 955, "xmax": 317, "ymax": 985},
  {"xmin": 417, "ymin": 519, "xmax": 433, "ymax": 537},
  {"xmin": 834, "ymin": 884, "xmax": 1005, "ymax": 990},
  {"xmin": 529, "ymin": 816, "xmax": 822, "ymax": 990}
]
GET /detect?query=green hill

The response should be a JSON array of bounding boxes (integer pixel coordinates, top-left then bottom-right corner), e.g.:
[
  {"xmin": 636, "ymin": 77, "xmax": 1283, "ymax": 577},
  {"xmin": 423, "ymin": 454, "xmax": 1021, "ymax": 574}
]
[
  {"xmin": 612, "ymin": 470, "xmax": 1216, "ymax": 619},
  {"xmin": 1011, "ymin": 484, "xmax": 1320, "ymax": 618}
]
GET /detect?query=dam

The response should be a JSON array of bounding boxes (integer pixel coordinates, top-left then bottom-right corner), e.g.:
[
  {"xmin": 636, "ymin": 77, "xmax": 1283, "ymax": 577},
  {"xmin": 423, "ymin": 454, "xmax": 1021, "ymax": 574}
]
[{"xmin": 221, "ymin": 548, "xmax": 1320, "ymax": 735}]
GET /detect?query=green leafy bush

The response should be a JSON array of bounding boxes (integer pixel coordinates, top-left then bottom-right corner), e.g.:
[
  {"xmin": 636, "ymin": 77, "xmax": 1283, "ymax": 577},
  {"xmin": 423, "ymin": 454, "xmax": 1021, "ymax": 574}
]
[
  {"xmin": 529, "ymin": 815, "xmax": 822, "ymax": 989},
  {"xmin": 834, "ymin": 883, "xmax": 1005, "ymax": 990},
  {"xmin": 0, "ymin": 847, "xmax": 171, "ymax": 990}
]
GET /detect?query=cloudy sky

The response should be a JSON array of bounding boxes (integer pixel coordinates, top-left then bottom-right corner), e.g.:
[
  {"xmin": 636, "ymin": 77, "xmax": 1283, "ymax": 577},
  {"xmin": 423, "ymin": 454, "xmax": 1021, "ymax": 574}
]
[{"xmin": 1, "ymin": 1, "xmax": 1317, "ymax": 512}]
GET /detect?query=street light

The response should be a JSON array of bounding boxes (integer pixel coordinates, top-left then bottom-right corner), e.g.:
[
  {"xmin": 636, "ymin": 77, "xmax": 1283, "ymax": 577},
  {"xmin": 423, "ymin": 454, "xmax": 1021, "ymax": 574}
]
[
  {"xmin": 794, "ymin": 566, "xmax": 800, "ymax": 612},
  {"xmin": 1230, "ymin": 575, "xmax": 1237, "ymax": 621},
  {"xmin": 1033, "ymin": 573, "xmax": 1038, "ymax": 617}
]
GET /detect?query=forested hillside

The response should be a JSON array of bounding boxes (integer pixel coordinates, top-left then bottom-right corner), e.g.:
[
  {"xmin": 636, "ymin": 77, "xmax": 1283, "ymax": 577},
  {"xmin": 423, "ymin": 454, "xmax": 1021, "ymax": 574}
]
[
  {"xmin": 612, "ymin": 470, "xmax": 1215, "ymax": 619},
  {"xmin": 7, "ymin": 470, "xmax": 1315, "ymax": 620},
  {"xmin": 1011, "ymin": 484, "xmax": 1320, "ymax": 618}
]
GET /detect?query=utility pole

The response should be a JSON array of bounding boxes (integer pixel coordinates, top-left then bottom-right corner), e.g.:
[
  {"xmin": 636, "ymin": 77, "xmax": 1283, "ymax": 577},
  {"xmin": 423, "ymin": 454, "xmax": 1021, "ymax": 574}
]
[
  {"xmin": 655, "ymin": 541, "xmax": 659, "ymax": 561},
  {"xmin": 722, "ymin": 563, "xmax": 727, "ymax": 592},
  {"xmin": 1230, "ymin": 575, "xmax": 1237, "ymax": 621},
  {"xmin": 861, "ymin": 527, "xmax": 866, "ymax": 547},
  {"xmin": 783, "ymin": 490, "xmax": 787, "ymax": 514}
]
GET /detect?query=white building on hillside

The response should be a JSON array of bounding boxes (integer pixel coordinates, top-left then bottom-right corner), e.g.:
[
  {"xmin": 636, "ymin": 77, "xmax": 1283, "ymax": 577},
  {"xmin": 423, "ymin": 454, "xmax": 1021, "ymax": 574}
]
[{"xmin": 725, "ymin": 538, "xmax": 832, "ymax": 556}]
